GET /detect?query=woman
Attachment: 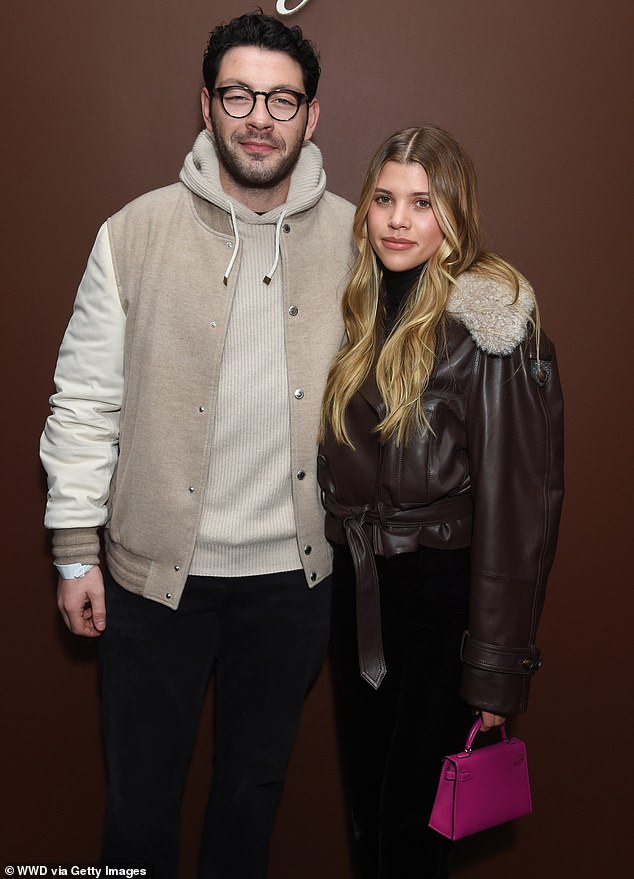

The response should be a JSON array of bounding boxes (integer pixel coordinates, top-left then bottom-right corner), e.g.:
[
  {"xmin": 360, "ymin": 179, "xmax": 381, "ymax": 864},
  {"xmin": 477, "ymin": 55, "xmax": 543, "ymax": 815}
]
[{"xmin": 318, "ymin": 126, "xmax": 563, "ymax": 878}]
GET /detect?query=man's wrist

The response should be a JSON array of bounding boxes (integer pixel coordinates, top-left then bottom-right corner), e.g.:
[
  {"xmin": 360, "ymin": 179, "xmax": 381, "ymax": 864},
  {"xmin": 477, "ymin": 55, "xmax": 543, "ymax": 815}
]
[{"xmin": 55, "ymin": 563, "xmax": 94, "ymax": 580}]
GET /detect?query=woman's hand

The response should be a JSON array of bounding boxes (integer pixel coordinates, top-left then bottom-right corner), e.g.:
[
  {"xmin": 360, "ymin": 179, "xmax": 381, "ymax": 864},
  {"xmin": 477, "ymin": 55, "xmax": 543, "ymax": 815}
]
[{"xmin": 479, "ymin": 711, "xmax": 506, "ymax": 732}]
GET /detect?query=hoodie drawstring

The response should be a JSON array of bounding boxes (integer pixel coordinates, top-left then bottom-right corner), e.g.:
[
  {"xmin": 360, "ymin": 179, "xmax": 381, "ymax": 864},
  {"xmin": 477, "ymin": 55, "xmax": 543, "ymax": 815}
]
[
  {"xmin": 263, "ymin": 211, "xmax": 286, "ymax": 286},
  {"xmin": 223, "ymin": 206, "xmax": 287, "ymax": 288},
  {"xmin": 223, "ymin": 202, "xmax": 240, "ymax": 286}
]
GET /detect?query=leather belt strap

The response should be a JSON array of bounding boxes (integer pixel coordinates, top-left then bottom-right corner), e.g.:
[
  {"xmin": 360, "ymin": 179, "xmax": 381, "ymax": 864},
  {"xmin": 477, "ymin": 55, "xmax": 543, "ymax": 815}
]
[
  {"xmin": 343, "ymin": 516, "xmax": 386, "ymax": 689},
  {"xmin": 327, "ymin": 493, "xmax": 472, "ymax": 690}
]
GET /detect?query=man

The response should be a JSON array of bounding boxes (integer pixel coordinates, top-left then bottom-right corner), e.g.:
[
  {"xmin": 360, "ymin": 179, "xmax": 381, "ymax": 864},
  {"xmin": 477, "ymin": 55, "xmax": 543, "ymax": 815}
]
[{"xmin": 40, "ymin": 11, "xmax": 354, "ymax": 878}]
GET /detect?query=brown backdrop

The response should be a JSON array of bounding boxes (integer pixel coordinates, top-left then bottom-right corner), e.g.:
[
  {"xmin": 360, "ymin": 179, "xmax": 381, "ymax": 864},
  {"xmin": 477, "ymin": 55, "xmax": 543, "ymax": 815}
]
[{"xmin": 4, "ymin": 0, "xmax": 633, "ymax": 876}]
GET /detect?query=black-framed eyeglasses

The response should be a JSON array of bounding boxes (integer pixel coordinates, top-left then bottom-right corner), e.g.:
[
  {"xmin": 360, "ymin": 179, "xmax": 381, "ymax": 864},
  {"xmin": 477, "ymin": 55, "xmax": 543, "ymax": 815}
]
[{"xmin": 214, "ymin": 86, "xmax": 308, "ymax": 122}]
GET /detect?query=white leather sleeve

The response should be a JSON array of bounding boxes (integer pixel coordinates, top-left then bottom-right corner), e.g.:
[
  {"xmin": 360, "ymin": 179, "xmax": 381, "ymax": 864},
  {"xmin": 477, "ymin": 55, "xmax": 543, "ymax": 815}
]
[{"xmin": 40, "ymin": 223, "xmax": 125, "ymax": 528}]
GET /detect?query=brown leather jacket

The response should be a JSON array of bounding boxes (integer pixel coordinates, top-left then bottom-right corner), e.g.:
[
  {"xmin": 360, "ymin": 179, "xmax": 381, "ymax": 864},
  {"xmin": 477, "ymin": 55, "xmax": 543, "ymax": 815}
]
[{"xmin": 318, "ymin": 273, "xmax": 564, "ymax": 715}]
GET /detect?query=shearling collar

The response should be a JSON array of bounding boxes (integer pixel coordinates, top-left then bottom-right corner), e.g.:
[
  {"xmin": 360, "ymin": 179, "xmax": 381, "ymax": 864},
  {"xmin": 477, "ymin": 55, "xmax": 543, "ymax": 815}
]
[{"xmin": 446, "ymin": 271, "xmax": 534, "ymax": 355}]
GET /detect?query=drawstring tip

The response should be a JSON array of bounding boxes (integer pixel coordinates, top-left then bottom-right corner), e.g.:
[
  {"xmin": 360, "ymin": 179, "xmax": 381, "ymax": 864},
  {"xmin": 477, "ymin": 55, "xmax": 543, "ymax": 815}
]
[
  {"xmin": 223, "ymin": 276, "xmax": 228, "ymax": 287},
  {"xmin": 263, "ymin": 275, "xmax": 272, "ymax": 286}
]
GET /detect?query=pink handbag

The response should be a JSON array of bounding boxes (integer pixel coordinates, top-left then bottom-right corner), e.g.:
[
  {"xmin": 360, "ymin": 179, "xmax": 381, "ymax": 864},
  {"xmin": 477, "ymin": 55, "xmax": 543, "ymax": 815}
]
[{"xmin": 428, "ymin": 717, "xmax": 532, "ymax": 839}]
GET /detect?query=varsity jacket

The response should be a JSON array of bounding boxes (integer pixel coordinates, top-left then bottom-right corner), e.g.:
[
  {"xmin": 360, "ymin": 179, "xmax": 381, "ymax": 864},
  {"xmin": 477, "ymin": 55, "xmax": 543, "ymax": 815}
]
[{"xmin": 40, "ymin": 132, "xmax": 355, "ymax": 608}]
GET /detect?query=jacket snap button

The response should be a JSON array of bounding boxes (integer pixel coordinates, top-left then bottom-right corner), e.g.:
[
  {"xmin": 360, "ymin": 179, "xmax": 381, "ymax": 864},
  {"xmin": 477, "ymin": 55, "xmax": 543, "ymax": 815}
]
[
  {"xmin": 288, "ymin": 305, "xmax": 299, "ymax": 316},
  {"xmin": 198, "ymin": 406, "xmax": 205, "ymax": 413},
  {"xmin": 174, "ymin": 565, "xmax": 180, "ymax": 571},
  {"xmin": 294, "ymin": 388, "xmax": 304, "ymax": 399},
  {"xmin": 304, "ymin": 545, "xmax": 312, "ymax": 555},
  {"xmin": 296, "ymin": 470, "xmax": 306, "ymax": 480},
  {"xmin": 282, "ymin": 224, "xmax": 291, "ymax": 233},
  {"xmin": 188, "ymin": 486, "xmax": 196, "ymax": 493},
  {"xmin": 310, "ymin": 571, "xmax": 317, "ymax": 581},
  {"xmin": 166, "ymin": 592, "xmax": 172, "ymax": 600}
]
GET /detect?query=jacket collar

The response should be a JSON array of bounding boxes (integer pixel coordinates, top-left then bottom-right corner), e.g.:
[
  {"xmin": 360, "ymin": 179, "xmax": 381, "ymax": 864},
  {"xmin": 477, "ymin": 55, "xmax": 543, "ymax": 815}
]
[
  {"xmin": 447, "ymin": 271, "xmax": 535, "ymax": 355},
  {"xmin": 358, "ymin": 371, "xmax": 386, "ymax": 417}
]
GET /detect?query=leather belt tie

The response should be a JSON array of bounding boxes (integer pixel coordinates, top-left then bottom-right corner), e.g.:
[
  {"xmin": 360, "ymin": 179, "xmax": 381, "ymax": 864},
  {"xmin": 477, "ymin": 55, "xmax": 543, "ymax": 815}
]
[
  {"xmin": 328, "ymin": 494, "xmax": 473, "ymax": 691},
  {"xmin": 343, "ymin": 514, "xmax": 387, "ymax": 690}
]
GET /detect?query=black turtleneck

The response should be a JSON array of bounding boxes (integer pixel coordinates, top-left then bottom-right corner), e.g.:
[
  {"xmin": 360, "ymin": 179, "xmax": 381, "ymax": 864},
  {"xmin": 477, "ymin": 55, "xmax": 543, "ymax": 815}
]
[{"xmin": 382, "ymin": 262, "xmax": 427, "ymax": 331}]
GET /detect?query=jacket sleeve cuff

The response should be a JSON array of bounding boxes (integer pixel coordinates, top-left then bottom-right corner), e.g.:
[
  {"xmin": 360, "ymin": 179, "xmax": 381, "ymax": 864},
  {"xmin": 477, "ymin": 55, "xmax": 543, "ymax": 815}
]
[
  {"xmin": 51, "ymin": 527, "xmax": 101, "ymax": 566},
  {"xmin": 459, "ymin": 632, "xmax": 542, "ymax": 715}
]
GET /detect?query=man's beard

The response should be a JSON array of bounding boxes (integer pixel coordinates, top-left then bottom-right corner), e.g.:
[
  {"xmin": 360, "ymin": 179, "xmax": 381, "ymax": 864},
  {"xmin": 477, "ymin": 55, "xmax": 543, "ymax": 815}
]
[{"xmin": 212, "ymin": 111, "xmax": 307, "ymax": 191}]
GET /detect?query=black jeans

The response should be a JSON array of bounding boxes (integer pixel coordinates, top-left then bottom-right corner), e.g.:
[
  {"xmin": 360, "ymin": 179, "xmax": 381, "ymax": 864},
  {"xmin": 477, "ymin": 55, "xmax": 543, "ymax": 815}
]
[
  {"xmin": 330, "ymin": 545, "xmax": 474, "ymax": 879},
  {"xmin": 99, "ymin": 568, "xmax": 331, "ymax": 879}
]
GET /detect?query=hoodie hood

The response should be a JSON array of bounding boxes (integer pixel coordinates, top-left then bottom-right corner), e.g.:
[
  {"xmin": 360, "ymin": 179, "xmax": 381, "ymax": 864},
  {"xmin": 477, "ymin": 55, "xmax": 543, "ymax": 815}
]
[
  {"xmin": 180, "ymin": 129, "xmax": 327, "ymax": 221},
  {"xmin": 179, "ymin": 130, "xmax": 327, "ymax": 284}
]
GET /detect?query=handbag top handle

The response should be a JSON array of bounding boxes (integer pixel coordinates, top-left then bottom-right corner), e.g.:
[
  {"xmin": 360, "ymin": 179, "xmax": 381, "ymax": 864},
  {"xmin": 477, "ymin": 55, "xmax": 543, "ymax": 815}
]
[{"xmin": 465, "ymin": 717, "xmax": 510, "ymax": 752}]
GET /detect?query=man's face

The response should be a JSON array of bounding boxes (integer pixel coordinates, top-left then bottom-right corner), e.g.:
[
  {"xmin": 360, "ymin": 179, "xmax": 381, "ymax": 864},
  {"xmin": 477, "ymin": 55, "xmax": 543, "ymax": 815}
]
[{"xmin": 201, "ymin": 46, "xmax": 319, "ymax": 200}]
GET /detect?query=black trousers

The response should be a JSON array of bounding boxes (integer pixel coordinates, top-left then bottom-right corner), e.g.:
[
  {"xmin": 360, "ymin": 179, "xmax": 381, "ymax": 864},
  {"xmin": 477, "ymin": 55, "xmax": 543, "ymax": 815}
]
[
  {"xmin": 330, "ymin": 545, "xmax": 474, "ymax": 879},
  {"xmin": 99, "ymin": 567, "xmax": 331, "ymax": 879}
]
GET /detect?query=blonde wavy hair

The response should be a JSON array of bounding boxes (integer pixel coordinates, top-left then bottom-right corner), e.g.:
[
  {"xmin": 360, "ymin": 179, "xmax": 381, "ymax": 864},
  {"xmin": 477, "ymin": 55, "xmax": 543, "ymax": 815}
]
[{"xmin": 320, "ymin": 125, "xmax": 536, "ymax": 446}]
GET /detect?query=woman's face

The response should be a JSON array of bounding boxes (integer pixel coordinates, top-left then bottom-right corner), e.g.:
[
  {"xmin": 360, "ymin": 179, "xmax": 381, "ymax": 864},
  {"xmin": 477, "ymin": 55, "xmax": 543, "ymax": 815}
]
[{"xmin": 366, "ymin": 161, "xmax": 444, "ymax": 271}]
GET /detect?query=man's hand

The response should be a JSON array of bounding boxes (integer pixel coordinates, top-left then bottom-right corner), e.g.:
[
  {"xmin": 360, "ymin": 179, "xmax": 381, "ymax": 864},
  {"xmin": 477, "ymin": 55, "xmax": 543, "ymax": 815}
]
[
  {"xmin": 479, "ymin": 710, "xmax": 506, "ymax": 732},
  {"xmin": 57, "ymin": 565, "xmax": 106, "ymax": 637}
]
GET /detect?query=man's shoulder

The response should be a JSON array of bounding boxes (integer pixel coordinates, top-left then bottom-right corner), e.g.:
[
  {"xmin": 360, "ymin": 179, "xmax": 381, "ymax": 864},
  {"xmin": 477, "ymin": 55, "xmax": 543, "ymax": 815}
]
[
  {"xmin": 298, "ymin": 190, "xmax": 355, "ymax": 243},
  {"xmin": 320, "ymin": 190, "xmax": 356, "ymax": 219},
  {"xmin": 110, "ymin": 182, "xmax": 188, "ymax": 226}
]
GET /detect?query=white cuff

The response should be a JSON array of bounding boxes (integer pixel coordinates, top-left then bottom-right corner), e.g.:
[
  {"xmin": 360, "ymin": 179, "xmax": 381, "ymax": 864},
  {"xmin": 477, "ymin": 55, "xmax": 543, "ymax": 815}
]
[{"xmin": 55, "ymin": 563, "xmax": 94, "ymax": 580}]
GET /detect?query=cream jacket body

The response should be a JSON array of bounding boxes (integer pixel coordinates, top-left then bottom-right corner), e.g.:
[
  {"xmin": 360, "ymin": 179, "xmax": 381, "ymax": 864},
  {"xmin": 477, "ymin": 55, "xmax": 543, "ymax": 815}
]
[{"xmin": 40, "ymin": 136, "xmax": 355, "ymax": 608}]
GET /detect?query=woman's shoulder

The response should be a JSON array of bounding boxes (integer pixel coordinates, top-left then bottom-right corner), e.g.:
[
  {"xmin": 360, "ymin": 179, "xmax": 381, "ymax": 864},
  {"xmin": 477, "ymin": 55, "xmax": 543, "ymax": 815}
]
[{"xmin": 446, "ymin": 269, "xmax": 535, "ymax": 356}]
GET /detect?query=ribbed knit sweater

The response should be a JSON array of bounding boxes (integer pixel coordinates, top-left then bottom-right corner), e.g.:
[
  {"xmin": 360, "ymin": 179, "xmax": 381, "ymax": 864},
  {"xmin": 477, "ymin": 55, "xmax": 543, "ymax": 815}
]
[{"xmin": 188, "ymin": 221, "xmax": 298, "ymax": 576}]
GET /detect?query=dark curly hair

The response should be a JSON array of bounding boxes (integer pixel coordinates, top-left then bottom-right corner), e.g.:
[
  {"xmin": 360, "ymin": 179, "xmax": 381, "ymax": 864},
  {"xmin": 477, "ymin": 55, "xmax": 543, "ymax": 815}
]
[{"xmin": 203, "ymin": 9, "xmax": 321, "ymax": 101}]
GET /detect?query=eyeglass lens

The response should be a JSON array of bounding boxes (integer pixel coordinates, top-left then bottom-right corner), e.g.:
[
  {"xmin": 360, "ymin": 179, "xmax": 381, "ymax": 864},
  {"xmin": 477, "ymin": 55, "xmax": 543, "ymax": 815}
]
[{"xmin": 220, "ymin": 87, "xmax": 302, "ymax": 121}]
